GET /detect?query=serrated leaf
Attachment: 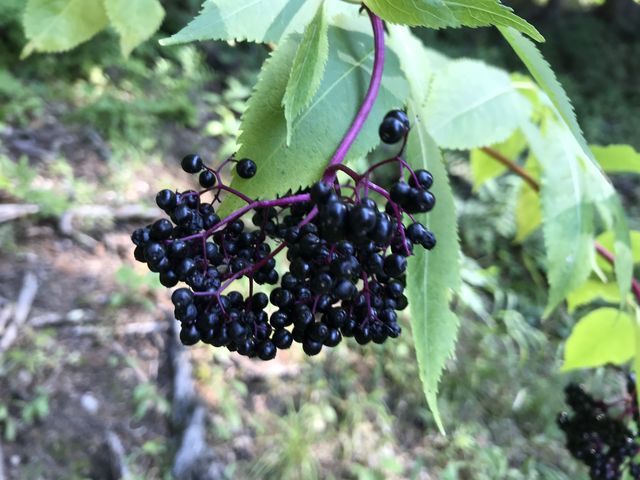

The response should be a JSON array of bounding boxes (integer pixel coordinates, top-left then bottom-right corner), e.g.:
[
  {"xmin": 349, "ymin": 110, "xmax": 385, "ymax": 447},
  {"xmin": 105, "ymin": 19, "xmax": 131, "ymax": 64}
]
[
  {"xmin": 21, "ymin": 0, "xmax": 108, "ymax": 58},
  {"xmin": 424, "ymin": 59, "xmax": 532, "ymax": 150},
  {"xmin": 160, "ymin": 0, "xmax": 322, "ymax": 46},
  {"xmin": 521, "ymin": 120, "xmax": 595, "ymax": 316},
  {"xmin": 445, "ymin": 0, "xmax": 543, "ymax": 42},
  {"xmin": 218, "ymin": 25, "xmax": 407, "ymax": 217},
  {"xmin": 498, "ymin": 27, "xmax": 592, "ymax": 164},
  {"xmin": 514, "ymin": 155, "xmax": 541, "ymax": 242},
  {"xmin": 591, "ymin": 144, "xmax": 640, "ymax": 175},
  {"xmin": 364, "ymin": 0, "xmax": 458, "ymax": 29},
  {"xmin": 469, "ymin": 129, "xmax": 527, "ymax": 189},
  {"xmin": 283, "ymin": 1, "xmax": 329, "ymax": 146},
  {"xmin": 391, "ymin": 25, "xmax": 461, "ymax": 434},
  {"xmin": 561, "ymin": 307, "xmax": 635, "ymax": 371},
  {"xmin": 105, "ymin": 0, "xmax": 165, "ymax": 57},
  {"xmin": 566, "ymin": 279, "xmax": 622, "ymax": 313},
  {"xmin": 583, "ymin": 158, "xmax": 633, "ymax": 299},
  {"xmin": 364, "ymin": 0, "xmax": 543, "ymax": 42}
]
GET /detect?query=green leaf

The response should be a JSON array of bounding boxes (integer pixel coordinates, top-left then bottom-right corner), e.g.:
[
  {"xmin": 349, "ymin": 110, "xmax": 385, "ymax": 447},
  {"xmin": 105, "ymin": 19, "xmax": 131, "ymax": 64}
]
[
  {"xmin": 498, "ymin": 27, "xmax": 591, "ymax": 164},
  {"xmin": 218, "ymin": 25, "xmax": 407, "ymax": 217},
  {"xmin": 566, "ymin": 279, "xmax": 622, "ymax": 313},
  {"xmin": 160, "ymin": 0, "xmax": 322, "ymax": 45},
  {"xmin": 583, "ymin": 159, "xmax": 633, "ymax": 299},
  {"xmin": 591, "ymin": 144, "xmax": 640, "ymax": 175},
  {"xmin": 363, "ymin": 0, "xmax": 458, "ymax": 29},
  {"xmin": 391, "ymin": 25, "xmax": 461, "ymax": 434},
  {"xmin": 424, "ymin": 59, "xmax": 532, "ymax": 150},
  {"xmin": 514, "ymin": 155, "xmax": 541, "ymax": 243},
  {"xmin": 105, "ymin": 0, "xmax": 165, "ymax": 57},
  {"xmin": 21, "ymin": 0, "xmax": 108, "ymax": 58},
  {"xmin": 469, "ymin": 129, "xmax": 527, "ymax": 189},
  {"xmin": 561, "ymin": 307, "xmax": 635, "ymax": 371},
  {"xmin": 282, "ymin": 1, "xmax": 329, "ymax": 146},
  {"xmin": 364, "ymin": 0, "xmax": 543, "ymax": 42},
  {"xmin": 444, "ymin": 0, "xmax": 543, "ymax": 42},
  {"xmin": 521, "ymin": 120, "xmax": 595, "ymax": 316}
]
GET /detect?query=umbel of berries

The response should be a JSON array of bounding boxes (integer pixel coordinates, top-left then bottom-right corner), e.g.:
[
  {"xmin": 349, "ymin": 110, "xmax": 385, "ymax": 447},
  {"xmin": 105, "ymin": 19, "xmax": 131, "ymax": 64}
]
[
  {"xmin": 131, "ymin": 10, "xmax": 437, "ymax": 360},
  {"xmin": 557, "ymin": 375, "xmax": 640, "ymax": 479}
]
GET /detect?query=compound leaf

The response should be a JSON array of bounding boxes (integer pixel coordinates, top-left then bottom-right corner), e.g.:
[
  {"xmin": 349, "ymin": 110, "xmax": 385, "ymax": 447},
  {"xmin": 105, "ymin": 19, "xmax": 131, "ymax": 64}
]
[
  {"xmin": 424, "ymin": 59, "xmax": 532, "ymax": 150},
  {"xmin": 283, "ymin": 1, "xmax": 329, "ymax": 145},
  {"xmin": 105, "ymin": 0, "xmax": 165, "ymax": 57},
  {"xmin": 160, "ymin": 0, "xmax": 322, "ymax": 45},
  {"xmin": 392, "ymin": 25, "xmax": 461, "ymax": 434},
  {"xmin": 21, "ymin": 0, "xmax": 108, "ymax": 58},
  {"xmin": 562, "ymin": 307, "xmax": 635, "ymax": 371},
  {"xmin": 218, "ymin": 25, "xmax": 407, "ymax": 217}
]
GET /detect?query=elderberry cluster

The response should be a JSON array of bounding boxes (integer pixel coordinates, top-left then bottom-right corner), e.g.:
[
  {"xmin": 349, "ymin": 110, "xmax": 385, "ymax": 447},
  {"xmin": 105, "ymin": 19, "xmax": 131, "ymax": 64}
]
[
  {"xmin": 558, "ymin": 376, "xmax": 640, "ymax": 479},
  {"xmin": 131, "ymin": 111, "xmax": 436, "ymax": 360}
]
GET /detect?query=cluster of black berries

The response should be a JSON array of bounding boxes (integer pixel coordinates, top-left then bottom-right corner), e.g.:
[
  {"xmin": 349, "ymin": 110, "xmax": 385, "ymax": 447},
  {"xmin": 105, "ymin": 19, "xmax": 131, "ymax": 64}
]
[
  {"xmin": 131, "ymin": 111, "xmax": 436, "ymax": 360},
  {"xmin": 558, "ymin": 376, "xmax": 640, "ymax": 479}
]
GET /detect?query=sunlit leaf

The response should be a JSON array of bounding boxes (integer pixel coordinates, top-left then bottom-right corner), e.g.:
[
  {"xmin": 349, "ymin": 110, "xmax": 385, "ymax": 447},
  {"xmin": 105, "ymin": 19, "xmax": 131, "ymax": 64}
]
[
  {"xmin": 22, "ymin": 0, "xmax": 108, "ymax": 58},
  {"xmin": 283, "ymin": 1, "xmax": 329, "ymax": 145},
  {"xmin": 562, "ymin": 308, "xmax": 635, "ymax": 371}
]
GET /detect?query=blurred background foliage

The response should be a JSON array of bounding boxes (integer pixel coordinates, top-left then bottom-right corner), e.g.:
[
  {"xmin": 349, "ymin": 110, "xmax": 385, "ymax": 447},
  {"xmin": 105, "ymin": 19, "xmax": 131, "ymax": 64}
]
[{"xmin": 0, "ymin": 0, "xmax": 638, "ymax": 478}]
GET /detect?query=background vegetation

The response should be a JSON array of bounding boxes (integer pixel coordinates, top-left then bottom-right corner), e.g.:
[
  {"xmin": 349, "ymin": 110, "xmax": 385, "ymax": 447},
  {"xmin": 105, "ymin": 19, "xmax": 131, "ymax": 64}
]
[{"xmin": 0, "ymin": 0, "xmax": 638, "ymax": 478}]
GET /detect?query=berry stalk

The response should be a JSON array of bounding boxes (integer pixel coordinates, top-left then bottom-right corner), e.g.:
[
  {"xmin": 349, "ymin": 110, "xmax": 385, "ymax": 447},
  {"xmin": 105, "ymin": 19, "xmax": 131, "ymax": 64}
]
[{"xmin": 323, "ymin": 7, "xmax": 385, "ymax": 182}]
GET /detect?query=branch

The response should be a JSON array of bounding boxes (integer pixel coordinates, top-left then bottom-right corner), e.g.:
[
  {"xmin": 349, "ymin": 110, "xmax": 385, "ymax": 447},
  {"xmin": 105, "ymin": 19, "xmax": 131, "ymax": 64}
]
[
  {"xmin": 481, "ymin": 147, "xmax": 640, "ymax": 305},
  {"xmin": 481, "ymin": 147, "xmax": 539, "ymax": 192}
]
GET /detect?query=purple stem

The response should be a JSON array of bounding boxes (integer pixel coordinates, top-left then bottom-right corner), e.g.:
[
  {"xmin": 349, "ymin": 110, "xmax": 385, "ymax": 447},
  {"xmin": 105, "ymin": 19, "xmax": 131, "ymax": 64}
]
[
  {"xmin": 323, "ymin": 8, "xmax": 385, "ymax": 182},
  {"xmin": 175, "ymin": 193, "xmax": 311, "ymax": 244}
]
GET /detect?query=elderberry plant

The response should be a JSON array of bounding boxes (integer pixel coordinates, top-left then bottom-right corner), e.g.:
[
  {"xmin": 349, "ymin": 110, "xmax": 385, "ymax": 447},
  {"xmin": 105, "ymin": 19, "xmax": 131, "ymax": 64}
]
[{"xmin": 132, "ymin": 90, "xmax": 438, "ymax": 359}]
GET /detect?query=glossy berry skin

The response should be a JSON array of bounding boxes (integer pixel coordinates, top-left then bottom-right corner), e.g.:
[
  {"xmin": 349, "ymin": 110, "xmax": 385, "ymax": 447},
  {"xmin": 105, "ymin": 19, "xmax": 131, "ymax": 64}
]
[
  {"xmin": 379, "ymin": 117, "xmax": 406, "ymax": 144},
  {"xmin": 385, "ymin": 109, "xmax": 410, "ymax": 130},
  {"xmin": 156, "ymin": 189, "xmax": 176, "ymax": 211},
  {"xmin": 181, "ymin": 154, "xmax": 203, "ymax": 174},
  {"xmin": 199, "ymin": 170, "xmax": 217, "ymax": 188},
  {"xmin": 236, "ymin": 158, "xmax": 257, "ymax": 179},
  {"xmin": 409, "ymin": 169, "xmax": 433, "ymax": 190}
]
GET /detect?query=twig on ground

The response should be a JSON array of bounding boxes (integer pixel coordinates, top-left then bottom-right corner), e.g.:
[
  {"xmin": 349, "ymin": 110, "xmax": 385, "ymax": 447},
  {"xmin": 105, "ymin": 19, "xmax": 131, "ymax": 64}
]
[
  {"xmin": 0, "ymin": 204, "xmax": 40, "ymax": 223},
  {"xmin": 0, "ymin": 438, "xmax": 6, "ymax": 480},
  {"xmin": 0, "ymin": 272, "xmax": 38, "ymax": 353},
  {"xmin": 166, "ymin": 319, "xmax": 226, "ymax": 480},
  {"xmin": 105, "ymin": 431, "xmax": 130, "ymax": 480}
]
